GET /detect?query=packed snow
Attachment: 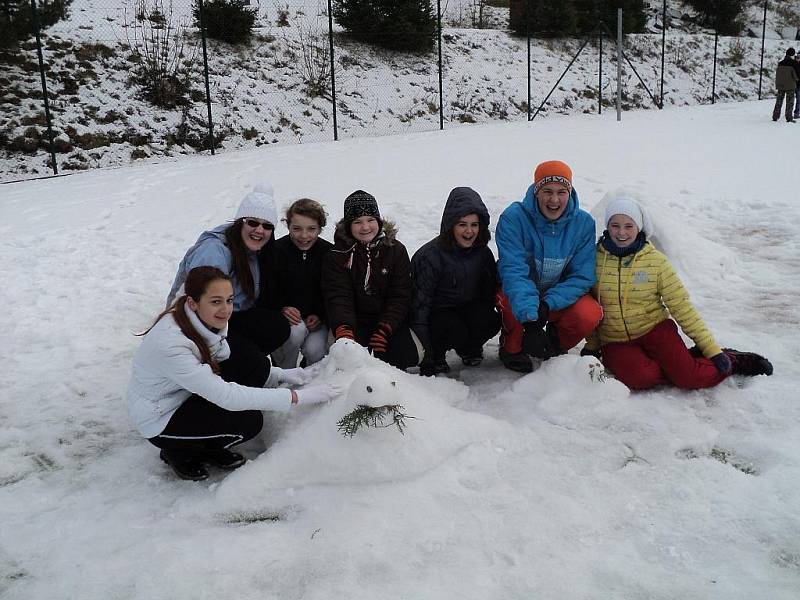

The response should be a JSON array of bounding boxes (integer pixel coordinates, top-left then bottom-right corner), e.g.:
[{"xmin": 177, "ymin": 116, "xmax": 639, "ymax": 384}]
[{"xmin": 1, "ymin": 99, "xmax": 799, "ymax": 599}]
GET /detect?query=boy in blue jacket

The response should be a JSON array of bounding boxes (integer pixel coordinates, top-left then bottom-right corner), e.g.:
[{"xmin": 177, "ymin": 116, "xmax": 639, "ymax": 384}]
[{"xmin": 496, "ymin": 160, "xmax": 602, "ymax": 372}]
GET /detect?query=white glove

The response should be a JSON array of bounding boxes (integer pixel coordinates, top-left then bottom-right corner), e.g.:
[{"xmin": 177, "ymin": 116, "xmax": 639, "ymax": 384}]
[
  {"xmin": 265, "ymin": 366, "xmax": 309, "ymax": 388},
  {"xmin": 295, "ymin": 383, "xmax": 341, "ymax": 405},
  {"xmin": 278, "ymin": 367, "xmax": 308, "ymax": 386}
]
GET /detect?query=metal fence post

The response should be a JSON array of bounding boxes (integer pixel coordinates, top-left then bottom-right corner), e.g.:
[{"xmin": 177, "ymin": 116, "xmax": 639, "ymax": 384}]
[
  {"xmin": 758, "ymin": 0, "xmax": 767, "ymax": 100},
  {"xmin": 616, "ymin": 8, "xmax": 622, "ymax": 122},
  {"xmin": 327, "ymin": 0, "xmax": 338, "ymax": 141},
  {"xmin": 711, "ymin": 28, "xmax": 718, "ymax": 104},
  {"xmin": 30, "ymin": 0, "xmax": 58, "ymax": 175},
  {"xmin": 660, "ymin": 0, "xmax": 666, "ymax": 108},
  {"xmin": 197, "ymin": 0, "xmax": 215, "ymax": 154},
  {"xmin": 526, "ymin": 0, "xmax": 531, "ymax": 121},
  {"xmin": 598, "ymin": 30, "xmax": 602, "ymax": 114},
  {"xmin": 437, "ymin": 0, "xmax": 443, "ymax": 130}
]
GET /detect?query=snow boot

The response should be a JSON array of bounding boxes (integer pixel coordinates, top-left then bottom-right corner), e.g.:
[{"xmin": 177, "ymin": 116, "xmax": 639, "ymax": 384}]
[
  {"xmin": 199, "ymin": 448, "xmax": 247, "ymax": 470},
  {"xmin": 419, "ymin": 352, "xmax": 450, "ymax": 377},
  {"xmin": 723, "ymin": 348, "xmax": 774, "ymax": 377},
  {"xmin": 457, "ymin": 347, "xmax": 484, "ymax": 367},
  {"xmin": 160, "ymin": 449, "xmax": 209, "ymax": 481},
  {"xmin": 499, "ymin": 347, "xmax": 533, "ymax": 373}
]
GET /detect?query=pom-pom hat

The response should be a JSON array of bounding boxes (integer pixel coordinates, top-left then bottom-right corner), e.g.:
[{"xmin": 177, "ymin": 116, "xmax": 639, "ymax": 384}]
[
  {"xmin": 234, "ymin": 182, "xmax": 278, "ymax": 225},
  {"xmin": 534, "ymin": 160, "xmax": 573, "ymax": 193},
  {"xmin": 343, "ymin": 190, "xmax": 382, "ymax": 226}
]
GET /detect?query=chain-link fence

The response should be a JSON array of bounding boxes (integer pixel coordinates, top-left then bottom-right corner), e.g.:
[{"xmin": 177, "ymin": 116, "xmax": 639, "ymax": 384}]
[{"xmin": 0, "ymin": 0, "xmax": 792, "ymax": 182}]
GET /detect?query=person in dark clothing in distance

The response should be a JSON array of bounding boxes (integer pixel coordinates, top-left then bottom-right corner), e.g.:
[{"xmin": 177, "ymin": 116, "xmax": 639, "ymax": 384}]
[
  {"xmin": 322, "ymin": 190, "xmax": 419, "ymax": 370},
  {"xmin": 773, "ymin": 47, "xmax": 799, "ymax": 123},
  {"xmin": 261, "ymin": 198, "xmax": 333, "ymax": 368},
  {"xmin": 411, "ymin": 187, "xmax": 501, "ymax": 377}
]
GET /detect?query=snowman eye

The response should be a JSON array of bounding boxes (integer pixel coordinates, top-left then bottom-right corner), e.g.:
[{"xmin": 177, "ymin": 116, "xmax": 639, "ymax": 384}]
[
  {"xmin": 391, "ymin": 381, "xmax": 396, "ymax": 387},
  {"xmin": 366, "ymin": 386, "xmax": 373, "ymax": 393}
]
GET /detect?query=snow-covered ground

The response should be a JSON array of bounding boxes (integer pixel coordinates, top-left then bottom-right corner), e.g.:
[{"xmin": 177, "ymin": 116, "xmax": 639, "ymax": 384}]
[{"xmin": 1, "ymin": 100, "xmax": 799, "ymax": 598}]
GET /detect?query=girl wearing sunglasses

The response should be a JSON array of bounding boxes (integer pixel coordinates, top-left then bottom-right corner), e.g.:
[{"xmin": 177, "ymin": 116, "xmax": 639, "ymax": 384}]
[
  {"xmin": 167, "ymin": 183, "xmax": 290, "ymax": 357},
  {"xmin": 131, "ymin": 267, "xmax": 339, "ymax": 481}
]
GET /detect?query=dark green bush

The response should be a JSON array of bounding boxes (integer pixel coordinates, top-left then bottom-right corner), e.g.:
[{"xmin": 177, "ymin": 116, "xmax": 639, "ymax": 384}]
[
  {"xmin": 509, "ymin": 0, "xmax": 647, "ymax": 37},
  {"xmin": 685, "ymin": 0, "xmax": 744, "ymax": 36},
  {"xmin": 332, "ymin": 0, "xmax": 436, "ymax": 52},
  {"xmin": 194, "ymin": 0, "xmax": 257, "ymax": 45},
  {"xmin": 0, "ymin": 0, "xmax": 72, "ymax": 49}
]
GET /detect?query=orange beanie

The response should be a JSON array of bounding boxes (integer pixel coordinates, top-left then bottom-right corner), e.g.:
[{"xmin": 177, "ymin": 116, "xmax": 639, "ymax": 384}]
[{"xmin": 533, "ymin": 160, "xmax": 573, "ymax": 193}]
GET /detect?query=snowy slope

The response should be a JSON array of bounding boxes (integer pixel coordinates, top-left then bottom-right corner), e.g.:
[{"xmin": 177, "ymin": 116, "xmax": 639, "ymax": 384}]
[
  {"xmin": 1, "ymin": 0, "xmax": 795, "ymax": 182},
  {"xmin": 1, "ymin": 100, "xmax": 799, "ymax": 599}
]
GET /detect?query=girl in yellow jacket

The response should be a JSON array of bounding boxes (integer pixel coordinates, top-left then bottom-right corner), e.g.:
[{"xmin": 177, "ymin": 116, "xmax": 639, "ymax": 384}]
[{"xmin": 587, "ymin": 197, "xmax": 772, "ymax": 390}]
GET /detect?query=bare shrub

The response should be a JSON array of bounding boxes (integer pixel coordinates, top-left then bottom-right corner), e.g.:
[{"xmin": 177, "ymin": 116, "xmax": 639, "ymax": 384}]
[{"xmin": 122, "ymin": 0, "xmax": 198, "ymax": 108}]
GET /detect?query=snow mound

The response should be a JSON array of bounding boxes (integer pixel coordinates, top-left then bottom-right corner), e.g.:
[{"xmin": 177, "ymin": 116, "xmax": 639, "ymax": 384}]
[{"xmin": 215, "ymin": 340, "xmax": 508, "ymax": 506}]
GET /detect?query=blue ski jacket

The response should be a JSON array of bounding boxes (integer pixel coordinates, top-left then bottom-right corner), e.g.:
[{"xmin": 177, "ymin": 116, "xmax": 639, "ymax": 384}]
[
  {"xmin": 166, "ymin": 224, "xmax": 260, "ymax": 312},
  {"xmin": 496, "ymin": 184, "xmax": 596, "ymax": 323}
]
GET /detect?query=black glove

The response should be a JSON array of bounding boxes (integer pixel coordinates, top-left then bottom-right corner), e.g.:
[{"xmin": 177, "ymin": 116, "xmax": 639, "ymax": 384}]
[
  {"xmin": 580, "ymin": 346, "xmax": 602, "ymax": 359},
  {"xmin": 536, "ymin": 300, "xmax": 550, "ymax": 327},
  {"xmin": 523, "ymin": 322, "xmax": 554, "ymax": 359}
]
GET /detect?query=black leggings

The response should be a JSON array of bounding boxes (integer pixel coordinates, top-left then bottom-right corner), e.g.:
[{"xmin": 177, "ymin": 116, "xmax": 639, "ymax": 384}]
[
  {"xmin": 430, "ymin": 301, "xmax": 501, "ymax": 359},
  {"xmin": 228, "ymin": 306, "xmax": 290, "ymax": 356},
  {"xmin": 148, "ymin": 330, "xmax": 268, "ymax": 452}
]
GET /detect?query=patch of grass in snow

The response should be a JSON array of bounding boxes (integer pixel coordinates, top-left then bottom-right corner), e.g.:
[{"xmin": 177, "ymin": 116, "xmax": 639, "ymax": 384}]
[{"xmin": 220, "ymin": 510, "xmax": 284, "ymax": 525}]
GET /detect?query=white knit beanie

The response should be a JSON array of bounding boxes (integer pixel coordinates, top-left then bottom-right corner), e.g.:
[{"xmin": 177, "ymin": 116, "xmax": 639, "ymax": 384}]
[
  {"xmin": 233, "ymin": 182, "xmax": 278, "ymax": 225},
  {"xmin": 605, "ymin": 196, "xmax": 652, "ymax": 235}
]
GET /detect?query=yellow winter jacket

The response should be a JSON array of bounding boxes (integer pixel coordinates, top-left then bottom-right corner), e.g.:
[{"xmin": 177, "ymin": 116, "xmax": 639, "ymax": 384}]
[{"xmin": 590, "ymin": 242, "xmax": 722, "ymax": 358}]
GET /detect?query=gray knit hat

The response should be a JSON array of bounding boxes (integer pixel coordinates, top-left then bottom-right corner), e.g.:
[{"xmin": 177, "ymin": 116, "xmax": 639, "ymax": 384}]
[{"xmin": 233, "ymin": 183, "xmax": 278, "ymax": 225}]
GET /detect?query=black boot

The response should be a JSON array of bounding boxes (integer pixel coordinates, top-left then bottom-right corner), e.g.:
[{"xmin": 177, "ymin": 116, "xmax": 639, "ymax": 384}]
[
  {"xmin": 160, "ymin": 449, "xmax": 209, "ymax": 481},
  {"xmin": 419, "ymin": 352, "xmax": 450, "ymax": 377},
  {"xmin": 457, "ymin": 347, "xmax": 484, "ymax": 367},
  {"xmin": 199, "ymin": 448, "xmax": 247, "ymax": 470},
  {"xmin": 499, "ymin": 347, "xmax": 533, "ymax": 373},
  {"xmin": 724, "ymin": 348, "xmax": 774, "ymax": 377}
]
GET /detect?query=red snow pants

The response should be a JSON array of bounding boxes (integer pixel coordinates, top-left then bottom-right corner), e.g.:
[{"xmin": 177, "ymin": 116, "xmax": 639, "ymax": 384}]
[
  {"xmin": 601, "ymin": 318, "xmax": 727, "ymax": 391},
  {"xmin": 496, "ymin": 291, "xmax": 603, "ymax": 354}
]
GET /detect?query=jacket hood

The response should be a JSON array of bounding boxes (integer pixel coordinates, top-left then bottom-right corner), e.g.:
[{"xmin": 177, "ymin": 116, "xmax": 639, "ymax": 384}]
[
  {"xmin": 522, "ymin": 183, "xmax": 580, "ymax": 229},
  {"xmin": 439, "ymin": 187, "xmax": 490, "ymax": 234},
  {"xmin": 199, "ymin": 223, "xmax": 230, "ymax": 245},
  {"xmin": 333, "ymin": 218, "xmax": 398, "ymax": 249}
]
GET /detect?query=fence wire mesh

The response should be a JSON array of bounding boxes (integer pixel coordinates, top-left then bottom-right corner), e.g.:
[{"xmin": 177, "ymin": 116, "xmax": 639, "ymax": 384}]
[{"xmin": 0, "ymin": 0, "xmax": 792, "ymax": 182}]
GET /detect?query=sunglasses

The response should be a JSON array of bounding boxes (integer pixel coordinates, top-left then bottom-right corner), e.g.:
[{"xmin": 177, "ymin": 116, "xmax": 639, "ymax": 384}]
[{"xmin": 243, "ymin": 218, "xmax": 275, "ymax": 230}]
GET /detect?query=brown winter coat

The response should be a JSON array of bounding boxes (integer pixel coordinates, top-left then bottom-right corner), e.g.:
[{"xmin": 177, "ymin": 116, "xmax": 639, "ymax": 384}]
[
  {"xmin": 776, "ymin": 57, "xmax": 799, "ymax": 91},
  {"xmin": 321, "ymin": 220, "xmax": 412, "ymax": 336}
]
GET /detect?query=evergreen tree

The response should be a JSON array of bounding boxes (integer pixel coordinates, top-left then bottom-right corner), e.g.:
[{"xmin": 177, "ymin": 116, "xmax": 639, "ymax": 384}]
[
  {"xmin": 685, "ymin": 0, "xmax": 744, "ymax": 35},
  {"xmin": 1, "ymin": 0, "xmax": 72, "ymax": 49},
  {"xmin": 509, "ymin": 0, "xmax": 578, "ymax": 38},
  {"xmin": 573, "ymin": 0, "xmax": 647, "ymax": 35},
  {"xmin": 332, "ymin": 0, "xmax": 436, "ymax": 52}
]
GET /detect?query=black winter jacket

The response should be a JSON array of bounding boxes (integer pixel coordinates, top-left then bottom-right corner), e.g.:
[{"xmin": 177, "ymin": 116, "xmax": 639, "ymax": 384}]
[
  {"xmin": 321, "ymin": 220, "xmax": 412, "ymax": 336},
  {"xmin": 410, "ymin": 187, "xmax": 499, "ymax": 350},
  {"xmin": 260, "ymin": 235, "xmax": 333, "ymax": 320}
]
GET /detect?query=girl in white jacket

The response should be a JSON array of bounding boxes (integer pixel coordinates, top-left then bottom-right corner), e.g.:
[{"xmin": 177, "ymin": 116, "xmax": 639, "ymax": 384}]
[{"xmin": 128, "ymin": 266, "xmax": 339, "ymax": 481}]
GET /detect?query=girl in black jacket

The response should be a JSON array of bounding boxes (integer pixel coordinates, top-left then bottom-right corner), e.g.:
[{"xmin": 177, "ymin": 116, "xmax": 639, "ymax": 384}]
[
  {"xmin": 411, "ymin": 187, "xmax": 501, "ymax": 376},
  {"xmin": 261, "ymin": 199, "xmax": 333, "ymax": 368}
]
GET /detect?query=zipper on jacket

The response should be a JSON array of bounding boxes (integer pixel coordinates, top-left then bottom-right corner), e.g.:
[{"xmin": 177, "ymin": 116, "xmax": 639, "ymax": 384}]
[{"xmin": 617, "ymin": 257, "xmax": 632, "ymax": 341}]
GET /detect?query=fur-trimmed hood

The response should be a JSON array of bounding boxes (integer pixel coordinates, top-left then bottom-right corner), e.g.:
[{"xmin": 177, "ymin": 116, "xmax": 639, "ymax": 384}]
[{"xmin": 333, "ymin": 218, "xmax": 399, "ymax": 250}]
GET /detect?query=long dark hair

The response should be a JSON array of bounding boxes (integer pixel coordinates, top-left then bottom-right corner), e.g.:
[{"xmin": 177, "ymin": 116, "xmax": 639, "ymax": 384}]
[
  {"xmin": 225, "ymin": 219, "xmax": 274, "ymax": 301},
  {"xmin": 139, "ymin": 266, "xmax": 232, "ymax": 374}
]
